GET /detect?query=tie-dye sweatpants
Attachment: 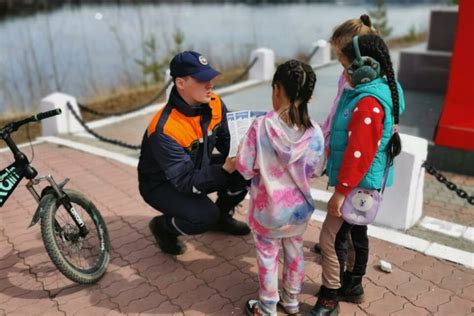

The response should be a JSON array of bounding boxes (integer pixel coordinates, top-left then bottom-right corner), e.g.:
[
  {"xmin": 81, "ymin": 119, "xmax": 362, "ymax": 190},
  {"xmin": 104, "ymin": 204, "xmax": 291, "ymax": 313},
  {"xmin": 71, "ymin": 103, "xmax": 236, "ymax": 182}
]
[{"xmin": 253, "ymin": 233, "xmax": 305, "ymax": 314}]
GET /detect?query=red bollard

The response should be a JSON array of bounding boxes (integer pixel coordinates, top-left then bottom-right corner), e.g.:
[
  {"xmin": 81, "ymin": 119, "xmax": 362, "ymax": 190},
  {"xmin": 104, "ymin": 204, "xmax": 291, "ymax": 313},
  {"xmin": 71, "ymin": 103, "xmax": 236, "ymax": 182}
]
[{"xmin": 435, "ymin": 0, "xmax": 474, "ymax": 150}]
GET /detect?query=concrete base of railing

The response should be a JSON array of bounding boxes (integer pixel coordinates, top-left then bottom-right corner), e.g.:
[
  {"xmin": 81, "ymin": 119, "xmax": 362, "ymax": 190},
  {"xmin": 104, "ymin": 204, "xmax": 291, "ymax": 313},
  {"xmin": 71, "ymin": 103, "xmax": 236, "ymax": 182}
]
[
  {"xmin": 375, "ymin": 134, "xmax": 428, "ymax": 230},
  {"xmin": 249, "ymin": 48, "xmax": 275, "ymax": 81},
  {"xmin": 310, "ymin": 39, "xmax": 331, "ymax": 67},
  {"xmin": 40, "ymin": 93, "xmax": 84, "ymax": 136}
]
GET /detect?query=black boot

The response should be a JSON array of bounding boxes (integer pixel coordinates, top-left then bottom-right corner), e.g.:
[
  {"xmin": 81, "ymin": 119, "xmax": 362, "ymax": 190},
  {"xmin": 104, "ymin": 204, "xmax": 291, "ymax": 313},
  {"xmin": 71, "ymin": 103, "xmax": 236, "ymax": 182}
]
[
  {"xmin": 307, "ymin": 286, "xmax": 339, "ymax": 316},
  {"xmin": 338, "ymin": 271, "xmax": 365, "ymax": 303},
  {"xmin": 213, "ymin": 210, "xmax": 250, "ymax": 236},
  {"xmin": 149, "ymin": 216, "xmax": 187, "ymax": 255}
]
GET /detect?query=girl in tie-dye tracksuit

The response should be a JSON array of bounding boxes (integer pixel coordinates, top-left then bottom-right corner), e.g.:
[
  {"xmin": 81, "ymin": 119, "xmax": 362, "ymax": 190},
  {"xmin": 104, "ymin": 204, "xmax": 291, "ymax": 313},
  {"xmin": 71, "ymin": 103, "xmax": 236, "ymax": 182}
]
[{"xmin": 236, "ymin": 60, "xmax": 325, "ymax": 316}]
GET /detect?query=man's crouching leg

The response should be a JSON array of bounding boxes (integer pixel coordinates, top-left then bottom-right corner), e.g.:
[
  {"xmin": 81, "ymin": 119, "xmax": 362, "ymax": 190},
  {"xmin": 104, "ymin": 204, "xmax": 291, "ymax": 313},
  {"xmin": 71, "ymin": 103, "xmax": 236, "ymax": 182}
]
[
  {"xmin": 213, "ymin": 172, "xmax": 251, "ymax": 236},
  {"xmin": 149, "ymin": 216, "xmax": 187, "ymax": 255}
]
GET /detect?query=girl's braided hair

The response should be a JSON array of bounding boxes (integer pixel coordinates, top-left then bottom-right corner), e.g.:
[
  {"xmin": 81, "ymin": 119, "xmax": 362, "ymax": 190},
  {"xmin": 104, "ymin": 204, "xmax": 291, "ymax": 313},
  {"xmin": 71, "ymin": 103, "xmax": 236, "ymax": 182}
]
[
  {"xmin": 341, "ymin": 34, "xmax": 402, "ymax": 161},
  {"xmin": 272, "ymin": 59, "xmax": 317, "ymax": 129}
]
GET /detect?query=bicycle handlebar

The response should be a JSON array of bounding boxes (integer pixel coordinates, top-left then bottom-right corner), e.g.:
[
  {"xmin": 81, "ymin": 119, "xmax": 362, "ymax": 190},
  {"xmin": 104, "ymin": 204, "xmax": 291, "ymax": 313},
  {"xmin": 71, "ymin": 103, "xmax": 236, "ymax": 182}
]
[
  {"xmin": 13, "ymin": 108, "xmax": 62, "ymax": 129},
  {"xmin": 0, "ymin": 108, "xmax": 62, "ymax": 139}
]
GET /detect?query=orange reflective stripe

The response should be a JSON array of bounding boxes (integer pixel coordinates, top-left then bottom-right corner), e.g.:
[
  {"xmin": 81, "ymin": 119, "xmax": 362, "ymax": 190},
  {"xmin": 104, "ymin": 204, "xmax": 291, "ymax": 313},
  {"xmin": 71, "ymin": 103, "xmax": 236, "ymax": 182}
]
[
  {"xmin": 147, "ymin": 93, "xmax": 224, "ymax": 148},
  {"xmin": 147, "ymin": 107, "xmax": 165, "ymax": 136},
  {"xmin": 163, "ymin": 109, "xmax": 202, "ymax": 149}
]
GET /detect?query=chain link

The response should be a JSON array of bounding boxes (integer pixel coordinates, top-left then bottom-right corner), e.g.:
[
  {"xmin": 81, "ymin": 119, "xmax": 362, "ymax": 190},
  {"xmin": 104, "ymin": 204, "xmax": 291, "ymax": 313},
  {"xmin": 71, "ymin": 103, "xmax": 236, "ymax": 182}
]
[
  {"xmin": 422, "ymin": 161, "xmax": 474, "ymax": 205},
  {"xmin": 78, "ymin": 79, "xmax": 172, "ymax": 117},
  {"xmin": 67, "ymin": 102, "xmax": 141, "ymax": 150}
]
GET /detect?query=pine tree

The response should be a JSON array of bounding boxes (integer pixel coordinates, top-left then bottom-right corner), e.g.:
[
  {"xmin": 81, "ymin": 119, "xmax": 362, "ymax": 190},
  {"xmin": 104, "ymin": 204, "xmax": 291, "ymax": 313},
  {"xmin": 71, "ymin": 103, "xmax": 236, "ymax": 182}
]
[{"xmin": 369, "ymin": 0, "xmax": 392, "ymax": 38}]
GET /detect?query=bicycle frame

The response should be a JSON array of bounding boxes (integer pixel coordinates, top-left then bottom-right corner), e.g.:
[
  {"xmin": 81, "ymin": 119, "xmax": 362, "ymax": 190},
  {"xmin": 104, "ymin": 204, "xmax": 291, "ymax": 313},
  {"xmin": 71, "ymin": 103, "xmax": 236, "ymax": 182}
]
[{"xmin": 1, "ymin": 115, "xmax": 89, "ymax": 237}]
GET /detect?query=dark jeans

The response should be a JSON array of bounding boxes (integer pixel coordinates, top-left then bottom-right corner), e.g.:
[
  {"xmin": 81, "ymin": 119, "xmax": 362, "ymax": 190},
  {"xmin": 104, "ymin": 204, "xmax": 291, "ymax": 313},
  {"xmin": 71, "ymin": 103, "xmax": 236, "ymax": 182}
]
[
  {"xmin": 142, "ymin": 167, "xmax": 249, "ymax": 235},
  {"xmin": 335, "ymin": 222, "xmax": 369, "ymax": 277}
]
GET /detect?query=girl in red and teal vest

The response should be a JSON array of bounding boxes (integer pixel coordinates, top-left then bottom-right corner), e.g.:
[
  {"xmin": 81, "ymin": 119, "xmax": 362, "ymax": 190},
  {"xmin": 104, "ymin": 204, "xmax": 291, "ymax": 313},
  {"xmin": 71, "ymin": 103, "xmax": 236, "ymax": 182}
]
[{"xmin": 309, "ymin": 34, "xmax": 405, "ymax": 316}]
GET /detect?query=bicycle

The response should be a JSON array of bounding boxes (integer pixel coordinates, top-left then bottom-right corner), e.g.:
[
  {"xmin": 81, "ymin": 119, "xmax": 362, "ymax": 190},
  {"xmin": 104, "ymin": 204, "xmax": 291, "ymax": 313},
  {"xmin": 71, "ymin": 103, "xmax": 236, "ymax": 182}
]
[{"xmin": 0, "ymin": 108, "xmax": 110, "ymax": 284}]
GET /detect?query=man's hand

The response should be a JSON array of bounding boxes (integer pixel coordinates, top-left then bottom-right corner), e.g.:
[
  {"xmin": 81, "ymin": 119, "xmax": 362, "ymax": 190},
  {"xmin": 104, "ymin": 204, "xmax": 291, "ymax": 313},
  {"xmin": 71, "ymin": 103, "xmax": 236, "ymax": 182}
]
[
  {"xmin": 222, "ymin": 157, "xmax": 236, "ymax": 174},
  {"xmin": 328, "ymin": 191, "xmax": 346, "ymax": 217}
]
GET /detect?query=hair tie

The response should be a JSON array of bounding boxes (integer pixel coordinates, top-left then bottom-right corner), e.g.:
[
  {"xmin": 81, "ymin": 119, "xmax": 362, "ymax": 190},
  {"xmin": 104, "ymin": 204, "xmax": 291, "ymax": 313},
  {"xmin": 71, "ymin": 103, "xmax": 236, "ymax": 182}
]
[{"xmin": 393, "ymin": 124, "xmax": 399, "ymax": 133}]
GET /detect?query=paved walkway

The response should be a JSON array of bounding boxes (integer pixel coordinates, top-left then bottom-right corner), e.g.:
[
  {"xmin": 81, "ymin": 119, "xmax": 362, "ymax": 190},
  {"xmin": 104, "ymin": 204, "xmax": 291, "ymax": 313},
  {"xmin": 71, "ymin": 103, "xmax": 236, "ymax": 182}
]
[{"xmin": 1, "ymin": 143, "xmax": 473, "ymax": 315}]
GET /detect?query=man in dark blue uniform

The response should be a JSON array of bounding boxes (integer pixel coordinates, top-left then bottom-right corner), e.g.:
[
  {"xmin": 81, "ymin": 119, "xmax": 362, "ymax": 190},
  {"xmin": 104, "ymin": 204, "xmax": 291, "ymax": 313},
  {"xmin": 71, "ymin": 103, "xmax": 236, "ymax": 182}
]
[{"xmin": 138, "ymin": 51, "xmax": 250, "ymax": 255}]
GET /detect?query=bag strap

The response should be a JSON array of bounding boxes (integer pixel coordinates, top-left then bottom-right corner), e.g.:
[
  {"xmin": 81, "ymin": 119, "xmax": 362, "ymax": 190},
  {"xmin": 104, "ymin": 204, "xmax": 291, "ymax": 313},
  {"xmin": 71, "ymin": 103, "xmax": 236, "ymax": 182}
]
[{"xmin": 380, "ymin": 158, "xmax": 391, "ymax": 194}]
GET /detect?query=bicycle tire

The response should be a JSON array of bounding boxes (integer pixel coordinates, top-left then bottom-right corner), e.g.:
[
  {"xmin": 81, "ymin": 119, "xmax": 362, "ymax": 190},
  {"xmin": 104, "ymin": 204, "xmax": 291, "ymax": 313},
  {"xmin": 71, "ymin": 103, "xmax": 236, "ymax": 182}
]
[{"xmin": 40, "ymin": 189, "xmax": 110, "ymax": 284}]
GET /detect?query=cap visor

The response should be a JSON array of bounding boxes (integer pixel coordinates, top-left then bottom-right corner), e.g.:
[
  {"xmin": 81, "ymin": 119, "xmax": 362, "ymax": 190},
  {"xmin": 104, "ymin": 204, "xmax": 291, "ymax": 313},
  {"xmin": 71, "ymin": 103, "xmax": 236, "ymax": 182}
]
[{"xmin": 191, "ymin": 68, "xmax": 220, "ymax": 81}]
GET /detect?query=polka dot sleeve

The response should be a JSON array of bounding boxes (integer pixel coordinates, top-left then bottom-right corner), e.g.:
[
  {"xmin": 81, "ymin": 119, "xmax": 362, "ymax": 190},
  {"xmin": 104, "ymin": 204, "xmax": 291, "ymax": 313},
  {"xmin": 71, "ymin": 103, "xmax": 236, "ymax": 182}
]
[{"xmin": 336, "ymin": 96, "xmax": 384, "ymax": 196}]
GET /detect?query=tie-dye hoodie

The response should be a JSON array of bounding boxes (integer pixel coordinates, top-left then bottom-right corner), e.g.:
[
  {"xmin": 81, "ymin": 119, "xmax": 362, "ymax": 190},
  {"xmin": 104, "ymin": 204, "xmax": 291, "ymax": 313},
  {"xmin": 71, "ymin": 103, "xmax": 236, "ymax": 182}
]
[{"xmin": 236, "ymin": 111, "xmax": 325, "ymax": 238}]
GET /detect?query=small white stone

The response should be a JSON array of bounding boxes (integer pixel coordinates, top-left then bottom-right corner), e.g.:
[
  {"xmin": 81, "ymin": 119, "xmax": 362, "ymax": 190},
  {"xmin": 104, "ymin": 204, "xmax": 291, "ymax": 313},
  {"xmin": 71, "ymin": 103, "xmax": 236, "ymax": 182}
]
[
  {"xmin": 373, "ymin": 107, "xmax": 381, "ymax": 113},
  {"xmin": 379, "ymin": 260, "xmax": 392, "ymax": 273},
  {"xmin": 354, "ymin": 151, "xmax": 361, "ymax": 158},
  {"xmin": 364, "ymin": 117, "xmax": 372, "ymax": 125}
]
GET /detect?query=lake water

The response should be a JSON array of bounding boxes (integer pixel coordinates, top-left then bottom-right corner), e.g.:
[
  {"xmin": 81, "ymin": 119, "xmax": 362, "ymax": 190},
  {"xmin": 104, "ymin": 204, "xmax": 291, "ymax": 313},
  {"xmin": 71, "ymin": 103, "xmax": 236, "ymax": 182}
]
[{"xmin": 0, "ymin": 3, "xmax": 449, "ymax": 113}]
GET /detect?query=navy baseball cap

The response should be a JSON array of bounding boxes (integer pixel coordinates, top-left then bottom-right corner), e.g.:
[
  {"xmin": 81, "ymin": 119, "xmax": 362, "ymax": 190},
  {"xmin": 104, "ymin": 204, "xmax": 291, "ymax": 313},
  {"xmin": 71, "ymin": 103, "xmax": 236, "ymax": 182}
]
[{"xmin": 170, "ymin": 51, "xmax": 220, "ymax": 81}]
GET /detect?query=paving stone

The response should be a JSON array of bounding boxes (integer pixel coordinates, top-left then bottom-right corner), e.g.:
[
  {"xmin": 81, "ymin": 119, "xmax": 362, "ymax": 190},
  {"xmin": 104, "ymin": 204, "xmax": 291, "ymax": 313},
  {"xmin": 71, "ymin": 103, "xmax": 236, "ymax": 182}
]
[
  {"xmin": 338, "ymin": 302, "xmax": 368, "ymax": 315},
  {"xmin": 58, "ymin": 289, "xmax": 109, "ymax": 314},
  {"xmin": 197, "ymin": 261, "xmax": 238, "ymax": 284},
  {"xmin": 363, "ymin": 292, "xmax": 409, "ymax": 315},
  {"xmin": 359, "ymin": 279, "xmax": 389, "ymax": 309},
  {"xmin": 436, "ymin": 294, "xmax": 474, "ymax": 315},
  {"xmin": 412, "ymin": 287, "xmax": 453, "ymax": 313},
  {"xmin": 6, "ymin": 299, "xmax": 59, "ymax": 316},
  {"xmin": 438, "ymin": 269, "xmax": 474, "ymax": 295},
  {"xmin": 131, "ymin": 253, "xmax": 173, "ymax": 274},
  {"xmin": 390, "ymin": 302, "xmax": 431, "ymax": 316},
  {"xmin": 209, "ymin": 269, "xmax": 253, "ymax": 292},
  {"xmin": 459, "ymin": 283, "xmax": 474, "ymax": 301},
  {"xmin": 116, "ymin": 289, "xmax": 167, "ymax": 314},
  {"xmin": 180, "ymin": 254, "xmax": 225, "ymax": 275},
  {"xmin": 141, "ymin": 300, "xmax": 183, "ymax": 315},
  {"xmin": 171, "ymin": 284, "xmax": 217, "ymax": 309},
  {"xmin": 207, "ymin": 303, "xmax": 240, "ymax": 316},
  {"xmin": 160, "ymin": 275, "xmax": 205, "ymax": 300},
  {"xmin": 74, "ymin": 300, "xmax": 120, "ymax": 316},
  {"xmin": 392, "ymin": 276, "xmax": 432, "ymax": 300},
  {"xmin": 147, "ymin": 265, "xmax": 193, "ymax": 290},
  {"xmin": 220, "ymin": 280, "xmax": 257, "ymax": 303},
  {"xmin": 187, "ymin": 293, "xmax": 231, "ymax": 314},
  {"xmin": 369, "ymin": 267, "xmax": 411, "ymax": 293}
]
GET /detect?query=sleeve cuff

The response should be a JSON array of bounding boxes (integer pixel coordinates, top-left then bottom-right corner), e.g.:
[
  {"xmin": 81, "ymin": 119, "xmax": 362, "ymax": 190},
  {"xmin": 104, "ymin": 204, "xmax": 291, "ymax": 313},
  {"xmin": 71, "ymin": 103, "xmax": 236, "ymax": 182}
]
[{"xmin": 336, "ymin": 183, "xmax": 353, "ymax": 196}]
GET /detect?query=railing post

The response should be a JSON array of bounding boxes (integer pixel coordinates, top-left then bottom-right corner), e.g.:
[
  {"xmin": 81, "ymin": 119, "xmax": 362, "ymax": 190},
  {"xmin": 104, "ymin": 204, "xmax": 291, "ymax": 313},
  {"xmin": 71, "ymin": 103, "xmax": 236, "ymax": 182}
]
[
  {"xmin": 310, "ymin": 39, "xmax": 331, "ymax": 67},
  {"xmin": 40, "ymin": 93, "xmax": 84, "ymax": 136},
  {"xmin": 375, "ymin": 134, "xmax": 428, "ymax": 230},
  {"xmin": 249, "ymin": 48, "xmax": 275, "ymax": 81},
  {"xmin": 165, "ymin": 69, "xmax": 173, "ymax": 100}
]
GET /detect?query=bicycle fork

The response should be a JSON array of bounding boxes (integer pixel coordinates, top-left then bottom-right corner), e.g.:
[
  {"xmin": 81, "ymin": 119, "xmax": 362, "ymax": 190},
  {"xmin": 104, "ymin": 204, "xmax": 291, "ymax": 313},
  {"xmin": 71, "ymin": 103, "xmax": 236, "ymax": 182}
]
[{"xmin": 27, "ymin": 175, "xmax": 89, "ymax": 237}]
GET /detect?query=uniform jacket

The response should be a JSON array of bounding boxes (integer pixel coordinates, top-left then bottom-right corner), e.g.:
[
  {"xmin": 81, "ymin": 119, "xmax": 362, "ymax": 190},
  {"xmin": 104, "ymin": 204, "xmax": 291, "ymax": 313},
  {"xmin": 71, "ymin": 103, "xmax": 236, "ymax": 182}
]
[{"xmin": 138, "ymin": 87, "xmax": 231, "ymax": 196}]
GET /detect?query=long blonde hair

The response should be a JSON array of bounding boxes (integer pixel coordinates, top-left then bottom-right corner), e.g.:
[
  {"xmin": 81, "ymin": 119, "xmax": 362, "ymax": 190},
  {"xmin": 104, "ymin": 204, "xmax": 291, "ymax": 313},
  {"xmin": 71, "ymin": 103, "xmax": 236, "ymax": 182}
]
[{"xmin": 330, "ymin": 14, "xmax": 379, "ymax": 54}]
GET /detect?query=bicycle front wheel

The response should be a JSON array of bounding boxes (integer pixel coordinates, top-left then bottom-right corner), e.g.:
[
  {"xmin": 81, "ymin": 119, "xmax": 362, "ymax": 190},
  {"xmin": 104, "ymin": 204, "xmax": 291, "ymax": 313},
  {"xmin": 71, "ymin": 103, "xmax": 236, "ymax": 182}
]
[{"xmin": 40, "ymin": 189, "xmax": 110, "ymax": 284}]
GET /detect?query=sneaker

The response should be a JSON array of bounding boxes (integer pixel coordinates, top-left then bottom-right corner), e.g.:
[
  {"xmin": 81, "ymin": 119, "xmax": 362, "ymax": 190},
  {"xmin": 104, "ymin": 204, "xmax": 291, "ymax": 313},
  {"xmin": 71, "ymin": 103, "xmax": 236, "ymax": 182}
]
[
  {"xmin": 245, "ymin": 299, "xmax": 271, "ymax": 316},
  {"xmin": 277, "ymin": 290, "xmax": 299, "ymax": 315},
  {"xmin": 149, "ymin": 216, "xmax": 186, "ymax": 255},
  {"xmin": 213, "ymin": 215, "xmax": 250, "ymax": 236}
]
